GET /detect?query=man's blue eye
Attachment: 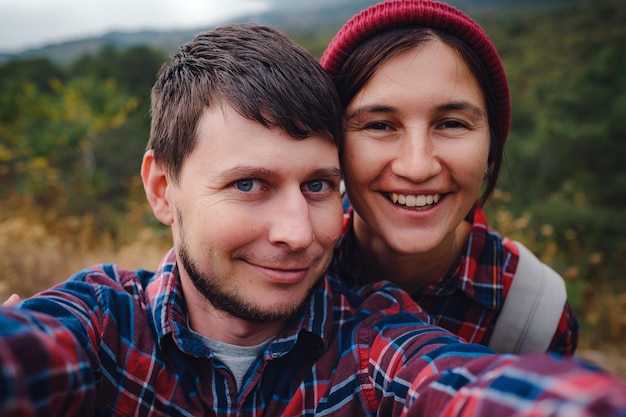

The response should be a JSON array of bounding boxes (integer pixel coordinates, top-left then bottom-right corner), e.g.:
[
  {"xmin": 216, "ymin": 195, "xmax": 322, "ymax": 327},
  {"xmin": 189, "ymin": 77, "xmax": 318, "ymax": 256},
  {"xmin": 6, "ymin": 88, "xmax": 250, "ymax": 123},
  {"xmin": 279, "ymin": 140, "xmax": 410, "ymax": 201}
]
[
  {"xmin": 307, "ymin": 180, "xmax": 325, "ymax": 193},
  {"xmin": 236, "ymin": 180, "xmax": 254, "ymax": 192}
]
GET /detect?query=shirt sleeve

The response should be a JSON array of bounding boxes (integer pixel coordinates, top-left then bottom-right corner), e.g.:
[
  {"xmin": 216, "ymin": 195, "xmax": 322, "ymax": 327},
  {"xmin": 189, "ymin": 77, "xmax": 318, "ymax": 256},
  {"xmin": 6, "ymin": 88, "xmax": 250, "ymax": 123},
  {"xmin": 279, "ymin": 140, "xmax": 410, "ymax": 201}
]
[
  {"xmin": 0, "ymin": 307, "xmax": 96, "ymax": 417},
  {"xmin": 358, "ymin": 284, "xmax": 625, "ymax": 417},
  {"xmin": 0, "ymin": 268, "xmax": 120, "ymax": 417},
  {"xmin": 548, "ymin": 301, "xmax": 579, "ymax": 355},
  {"xmin": 402, "ymin": 353, "xmax": 626, "ymax": 417}
]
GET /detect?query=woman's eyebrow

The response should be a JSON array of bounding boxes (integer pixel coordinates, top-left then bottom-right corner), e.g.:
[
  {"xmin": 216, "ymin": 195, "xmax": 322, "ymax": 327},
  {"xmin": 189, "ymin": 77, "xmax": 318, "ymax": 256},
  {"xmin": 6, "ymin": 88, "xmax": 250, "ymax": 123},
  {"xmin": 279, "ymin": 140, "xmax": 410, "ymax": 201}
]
[
  {"xmin": 346, "ymin": 104, "xmax": 399, "ymax": 121},
  {"xmin": 435, "ymin": 101, "xmax": 486, "ymax": 119}
]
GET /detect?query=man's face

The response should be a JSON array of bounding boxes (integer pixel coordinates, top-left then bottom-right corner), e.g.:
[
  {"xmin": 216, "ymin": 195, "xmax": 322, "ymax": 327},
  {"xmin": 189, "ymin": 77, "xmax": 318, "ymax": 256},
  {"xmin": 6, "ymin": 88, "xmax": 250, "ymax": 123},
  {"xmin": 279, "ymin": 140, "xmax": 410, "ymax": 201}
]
[{"xmin": 161, "ymin": 105, "xmax": 342, "ymax": 322}]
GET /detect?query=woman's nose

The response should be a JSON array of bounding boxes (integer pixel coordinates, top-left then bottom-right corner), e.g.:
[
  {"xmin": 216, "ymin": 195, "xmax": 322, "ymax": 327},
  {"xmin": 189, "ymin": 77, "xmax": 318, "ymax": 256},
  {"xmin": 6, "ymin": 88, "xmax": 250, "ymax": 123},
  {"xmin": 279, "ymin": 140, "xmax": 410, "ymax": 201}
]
[{"xmin": 389, "ymin": 129, "xmax": 442, "ymax": 182}]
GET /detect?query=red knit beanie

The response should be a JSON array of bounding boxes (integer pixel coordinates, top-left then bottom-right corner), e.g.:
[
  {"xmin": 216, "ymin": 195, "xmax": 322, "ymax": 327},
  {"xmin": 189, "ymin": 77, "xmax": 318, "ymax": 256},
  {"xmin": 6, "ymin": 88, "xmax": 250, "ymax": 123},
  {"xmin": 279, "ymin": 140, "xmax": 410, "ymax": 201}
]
[{"xmin": 321, "ymin": 0, "xmax": 511, "ymax": 144}]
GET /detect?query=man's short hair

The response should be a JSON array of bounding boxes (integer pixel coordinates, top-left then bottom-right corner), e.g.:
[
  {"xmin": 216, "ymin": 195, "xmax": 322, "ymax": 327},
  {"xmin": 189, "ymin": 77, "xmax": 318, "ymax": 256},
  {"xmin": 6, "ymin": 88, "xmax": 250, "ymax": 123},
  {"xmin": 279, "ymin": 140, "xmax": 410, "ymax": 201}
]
[{"xmin": 148, "ymin": 23, "xmax": 343, "ymax": 182}]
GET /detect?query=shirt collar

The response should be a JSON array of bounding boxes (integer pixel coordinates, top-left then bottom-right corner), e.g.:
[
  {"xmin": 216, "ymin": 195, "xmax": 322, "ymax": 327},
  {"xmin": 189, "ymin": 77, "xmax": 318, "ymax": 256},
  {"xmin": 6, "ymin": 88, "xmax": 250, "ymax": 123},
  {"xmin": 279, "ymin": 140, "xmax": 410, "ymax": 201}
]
[
  {"xmin": 454, "ymin": 204, "xmax": 508, "ymax": 310},
  {"xmin": 334, "ymin": 202, "xmax": 504, "ymax": 311},
  {"xmin": 145, "ymin": 248, "xmax": 333, "ymax": 357}
]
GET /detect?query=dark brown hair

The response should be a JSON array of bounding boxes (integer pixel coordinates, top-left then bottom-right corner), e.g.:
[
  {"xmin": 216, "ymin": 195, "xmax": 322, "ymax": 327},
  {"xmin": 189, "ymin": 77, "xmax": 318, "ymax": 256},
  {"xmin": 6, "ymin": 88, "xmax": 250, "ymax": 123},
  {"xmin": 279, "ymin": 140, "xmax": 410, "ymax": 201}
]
[{"xmin": 148, "ymin": 23, "xmax": 343, "ymax": 182}]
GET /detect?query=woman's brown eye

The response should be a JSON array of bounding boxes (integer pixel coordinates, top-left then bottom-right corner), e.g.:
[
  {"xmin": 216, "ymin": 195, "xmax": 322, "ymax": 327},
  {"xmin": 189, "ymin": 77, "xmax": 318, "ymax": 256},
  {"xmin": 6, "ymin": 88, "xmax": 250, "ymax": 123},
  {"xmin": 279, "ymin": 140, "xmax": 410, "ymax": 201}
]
[
  {"xmin": 441, "ymin": 120, "xmax": 466, "ymax": 129},
  {"xmin": 367, "ymin": 122, "xmax": 390, "ymax": 130}
]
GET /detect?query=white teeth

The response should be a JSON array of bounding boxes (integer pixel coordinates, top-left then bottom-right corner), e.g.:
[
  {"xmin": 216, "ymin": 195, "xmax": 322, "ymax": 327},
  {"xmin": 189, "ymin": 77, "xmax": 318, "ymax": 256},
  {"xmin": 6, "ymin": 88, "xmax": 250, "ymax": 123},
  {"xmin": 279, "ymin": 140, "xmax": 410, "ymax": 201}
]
[{"xmin": 390, "ymin": 193, "xmax": 440, "ymax": 208}]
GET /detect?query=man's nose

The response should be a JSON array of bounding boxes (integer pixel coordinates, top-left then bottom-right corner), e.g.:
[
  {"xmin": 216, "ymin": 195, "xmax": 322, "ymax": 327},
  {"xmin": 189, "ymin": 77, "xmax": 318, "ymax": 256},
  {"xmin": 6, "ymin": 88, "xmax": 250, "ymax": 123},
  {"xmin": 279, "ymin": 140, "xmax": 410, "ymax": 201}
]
[{"xmin": 268, "ymin": 190, "xmax": 315, "ymax": 251}]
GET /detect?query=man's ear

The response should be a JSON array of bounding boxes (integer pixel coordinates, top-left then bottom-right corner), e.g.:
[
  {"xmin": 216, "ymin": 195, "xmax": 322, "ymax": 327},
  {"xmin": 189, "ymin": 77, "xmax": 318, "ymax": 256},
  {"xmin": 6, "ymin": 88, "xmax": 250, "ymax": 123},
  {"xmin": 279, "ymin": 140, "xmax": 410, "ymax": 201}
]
[{"xmin": 141, "ymin": 150, "xmax": 174, "ymax": 225}]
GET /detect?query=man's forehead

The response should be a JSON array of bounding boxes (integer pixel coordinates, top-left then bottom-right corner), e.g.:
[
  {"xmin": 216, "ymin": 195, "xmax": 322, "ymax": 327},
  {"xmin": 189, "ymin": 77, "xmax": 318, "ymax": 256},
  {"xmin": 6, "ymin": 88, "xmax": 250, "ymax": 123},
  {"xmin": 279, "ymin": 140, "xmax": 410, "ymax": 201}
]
[{"xmin": 180, "ymin": 104, "xmax": 339, "ymax": 183}]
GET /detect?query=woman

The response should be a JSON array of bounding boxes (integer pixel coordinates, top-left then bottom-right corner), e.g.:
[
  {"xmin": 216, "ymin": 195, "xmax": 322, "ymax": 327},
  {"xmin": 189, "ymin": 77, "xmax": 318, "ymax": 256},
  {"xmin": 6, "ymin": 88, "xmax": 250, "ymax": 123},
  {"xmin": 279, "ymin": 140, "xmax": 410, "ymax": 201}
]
[{"xmin": 321, "ymin": 0, "xmax": 578, "ymax": 355}]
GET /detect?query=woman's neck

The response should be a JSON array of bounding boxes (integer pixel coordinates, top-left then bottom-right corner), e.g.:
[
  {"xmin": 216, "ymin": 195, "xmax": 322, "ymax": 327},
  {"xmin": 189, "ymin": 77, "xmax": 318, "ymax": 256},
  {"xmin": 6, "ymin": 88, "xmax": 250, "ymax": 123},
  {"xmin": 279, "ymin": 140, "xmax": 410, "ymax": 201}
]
[{"xmin": 354, "ymin": 221, "xmax": 471, "ymax": 294}]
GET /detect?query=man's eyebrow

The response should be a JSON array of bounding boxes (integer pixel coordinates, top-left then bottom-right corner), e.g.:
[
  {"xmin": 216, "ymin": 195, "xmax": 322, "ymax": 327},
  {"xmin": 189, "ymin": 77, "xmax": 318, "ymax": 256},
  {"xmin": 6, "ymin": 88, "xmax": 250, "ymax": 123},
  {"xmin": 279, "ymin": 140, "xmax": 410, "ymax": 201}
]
[
  {"xmin": 310, "ymin": 167, "xmax": 342, "ymax": 182},
  {"xmin": 215, "ymin": 166, "xmax": 277, "ymax": 182},
  {"xmin": 215, "ymin": 166, "xmax": 342, "ymax": 182}
]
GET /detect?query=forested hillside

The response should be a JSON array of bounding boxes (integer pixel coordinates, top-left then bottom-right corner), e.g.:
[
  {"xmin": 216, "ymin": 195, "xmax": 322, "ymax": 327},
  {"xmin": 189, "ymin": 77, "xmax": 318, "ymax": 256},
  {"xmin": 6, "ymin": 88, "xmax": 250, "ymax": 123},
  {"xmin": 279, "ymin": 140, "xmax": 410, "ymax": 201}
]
[
  {"xmin": 0, "ymin": 0, "xmax": 625, "ymax": 370},
  {"xmin": 0, "ymin": 0, "xmax": 576, "ymax": 64},
  {"xmin": 479, "ymin": 0, "xmax": 626, "ymax": 280}
]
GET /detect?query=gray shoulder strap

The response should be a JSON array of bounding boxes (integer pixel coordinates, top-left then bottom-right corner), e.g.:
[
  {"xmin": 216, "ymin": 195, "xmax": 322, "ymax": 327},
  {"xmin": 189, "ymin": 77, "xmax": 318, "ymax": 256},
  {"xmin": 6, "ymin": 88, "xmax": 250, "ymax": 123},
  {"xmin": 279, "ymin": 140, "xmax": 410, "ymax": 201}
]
[{"xmin": 488, "ymin": 241, "xmax": 567, "ymax": 354}]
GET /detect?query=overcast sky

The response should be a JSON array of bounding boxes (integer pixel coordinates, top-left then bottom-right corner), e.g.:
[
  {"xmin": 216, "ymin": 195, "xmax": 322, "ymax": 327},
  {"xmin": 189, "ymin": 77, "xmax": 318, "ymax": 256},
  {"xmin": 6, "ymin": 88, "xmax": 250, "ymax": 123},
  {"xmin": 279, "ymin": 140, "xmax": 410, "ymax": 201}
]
[{"xmin": 0, "ymin": 0, "xmax": 270, "ymax": 53}]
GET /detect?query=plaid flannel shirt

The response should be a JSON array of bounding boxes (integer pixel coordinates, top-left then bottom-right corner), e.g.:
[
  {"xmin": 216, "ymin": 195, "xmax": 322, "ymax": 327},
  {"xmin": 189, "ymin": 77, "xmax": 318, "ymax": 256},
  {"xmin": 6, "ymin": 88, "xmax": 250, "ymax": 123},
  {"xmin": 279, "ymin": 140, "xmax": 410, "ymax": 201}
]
[
  {"xmin": 0, "ymin": 249, "xmax": 617, "ymax": 417},
  {"xmin": 331, "ymin": 203, "xmax": 578, "ymax": 355}
]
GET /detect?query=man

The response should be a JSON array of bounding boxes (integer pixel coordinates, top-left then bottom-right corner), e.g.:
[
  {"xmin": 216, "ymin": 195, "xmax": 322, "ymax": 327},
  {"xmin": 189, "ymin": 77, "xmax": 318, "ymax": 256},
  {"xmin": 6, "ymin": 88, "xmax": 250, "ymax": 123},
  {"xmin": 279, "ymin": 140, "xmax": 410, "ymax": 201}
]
[{"xmin": 0, "ymin": 23, "xmax": 625, "ymax": 417}]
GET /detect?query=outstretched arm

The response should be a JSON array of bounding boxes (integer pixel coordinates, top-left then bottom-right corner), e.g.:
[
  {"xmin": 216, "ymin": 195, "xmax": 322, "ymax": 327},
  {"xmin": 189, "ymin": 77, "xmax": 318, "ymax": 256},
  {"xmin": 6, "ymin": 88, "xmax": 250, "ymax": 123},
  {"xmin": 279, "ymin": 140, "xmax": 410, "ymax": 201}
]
[
  {"xmin": 0, "ymin": 307, "xmax": 96, "ymax": 417},
  {"xmin": 402, "ymin": 351, "xmax": 626, "ymax": 417},
  {"xmin": 358, "ymin": 283, "xmax": 625, "ymax": 417}
]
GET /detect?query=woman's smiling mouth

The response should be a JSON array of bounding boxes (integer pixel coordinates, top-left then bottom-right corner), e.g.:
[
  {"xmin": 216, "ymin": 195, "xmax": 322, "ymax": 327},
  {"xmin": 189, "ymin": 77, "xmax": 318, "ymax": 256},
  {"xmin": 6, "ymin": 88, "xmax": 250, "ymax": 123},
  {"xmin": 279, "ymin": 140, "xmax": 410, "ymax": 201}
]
[{"xmin": 389, "ymin": 193, "xmax": 441, "ymax": 208}]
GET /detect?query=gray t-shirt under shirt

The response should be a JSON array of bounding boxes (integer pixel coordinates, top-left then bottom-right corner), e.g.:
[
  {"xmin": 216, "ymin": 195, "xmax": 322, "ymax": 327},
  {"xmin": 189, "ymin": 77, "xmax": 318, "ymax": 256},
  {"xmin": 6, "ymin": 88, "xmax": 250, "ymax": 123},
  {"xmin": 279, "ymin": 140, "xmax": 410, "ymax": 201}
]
[{"xmin": 196, "ymin": 333, "xmax": 269, "ymax": 392}]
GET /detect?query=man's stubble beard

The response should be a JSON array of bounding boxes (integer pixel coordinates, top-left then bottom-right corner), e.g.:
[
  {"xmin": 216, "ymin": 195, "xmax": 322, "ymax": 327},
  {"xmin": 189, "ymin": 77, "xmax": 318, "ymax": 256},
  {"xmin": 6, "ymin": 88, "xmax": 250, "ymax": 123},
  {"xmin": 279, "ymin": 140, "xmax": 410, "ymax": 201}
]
[{"xmin": 176, "ymin": 210, "xmax": 309, "ymax": 323}]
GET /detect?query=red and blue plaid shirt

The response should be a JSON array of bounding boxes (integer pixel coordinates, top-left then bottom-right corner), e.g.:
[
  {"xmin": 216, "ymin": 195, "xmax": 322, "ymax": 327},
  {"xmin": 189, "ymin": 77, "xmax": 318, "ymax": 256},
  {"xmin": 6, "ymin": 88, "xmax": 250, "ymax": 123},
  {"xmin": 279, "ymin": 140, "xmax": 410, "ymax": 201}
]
[
  {"xmin": 1, "ymin": 249, "xmax": 617, "ymax": 417},
  {"xmin": 331, "ymin": 203, "xmax": 579, "ymax": 355}
]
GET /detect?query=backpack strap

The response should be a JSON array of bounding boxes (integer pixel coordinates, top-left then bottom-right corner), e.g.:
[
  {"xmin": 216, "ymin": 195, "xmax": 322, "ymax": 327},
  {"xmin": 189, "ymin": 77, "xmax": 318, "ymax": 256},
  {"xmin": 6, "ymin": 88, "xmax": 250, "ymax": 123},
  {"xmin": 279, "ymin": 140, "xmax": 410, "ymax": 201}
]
[{"xmin": 488, "ymin": 241, "xmax": 567, "ymax": 354}]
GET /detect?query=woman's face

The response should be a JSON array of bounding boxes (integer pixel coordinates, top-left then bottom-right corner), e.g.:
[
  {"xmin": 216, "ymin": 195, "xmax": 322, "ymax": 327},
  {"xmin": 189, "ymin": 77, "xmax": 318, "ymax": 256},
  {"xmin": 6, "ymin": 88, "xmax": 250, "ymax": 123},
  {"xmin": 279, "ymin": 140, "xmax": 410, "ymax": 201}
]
[{"xmin": 342, "ymin": 39, "xmax": 490, "ymax": 256}]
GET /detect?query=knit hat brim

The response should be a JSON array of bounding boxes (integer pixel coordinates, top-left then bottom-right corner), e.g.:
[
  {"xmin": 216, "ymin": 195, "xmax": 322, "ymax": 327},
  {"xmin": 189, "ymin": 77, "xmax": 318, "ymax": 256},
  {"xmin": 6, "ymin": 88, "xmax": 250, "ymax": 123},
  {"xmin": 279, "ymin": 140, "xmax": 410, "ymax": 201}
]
[{"xmin": 321, "ymin": 0, "xmax": 510, "ymax": 143}]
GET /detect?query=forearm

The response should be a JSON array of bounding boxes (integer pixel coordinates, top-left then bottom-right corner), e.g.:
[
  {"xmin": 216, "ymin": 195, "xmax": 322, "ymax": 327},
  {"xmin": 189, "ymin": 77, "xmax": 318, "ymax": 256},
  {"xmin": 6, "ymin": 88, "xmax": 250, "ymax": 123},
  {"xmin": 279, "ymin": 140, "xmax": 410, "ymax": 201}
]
[
  {"xmin": 367, "ymin": 310, "xmax": 623, "ymax": 417},
  {"xmin": 404, "ymin": 353, "xmax": 626, "ymax": 417},
  {"xmin": 0, "ymin": 308, "xmax": 96, "ymax": 417}
]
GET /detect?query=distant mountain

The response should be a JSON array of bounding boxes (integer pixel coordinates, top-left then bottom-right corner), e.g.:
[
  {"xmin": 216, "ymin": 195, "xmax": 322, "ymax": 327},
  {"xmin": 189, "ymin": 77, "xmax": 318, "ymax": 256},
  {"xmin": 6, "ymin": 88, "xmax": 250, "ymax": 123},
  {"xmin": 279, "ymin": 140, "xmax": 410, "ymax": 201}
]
[{"xmin": 0, "ymin": 0, "xmax": 576, "ymax": 65}]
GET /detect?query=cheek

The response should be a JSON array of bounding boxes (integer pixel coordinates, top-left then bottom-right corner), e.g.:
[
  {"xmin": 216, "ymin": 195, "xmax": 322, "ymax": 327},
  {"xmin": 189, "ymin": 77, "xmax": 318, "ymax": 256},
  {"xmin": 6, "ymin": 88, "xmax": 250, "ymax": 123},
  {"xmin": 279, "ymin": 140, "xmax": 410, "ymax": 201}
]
[
  {"xmin": 330, "ymin": 205, "xmax": 345, "ymax": 241},
  {"xmin": 454, "ymin": 145, "xmax": 490, "ymax": 188},
  {"xmin": 342, "ymin": 139, "xmax": 382, "ymax": 184},
  {"xmin": 313, "ymin": 202, "xmax": 344, "ymax": 246},
  {"xmin": 189, "ymin": 205, "xmax": 255, "ymax": 252}
]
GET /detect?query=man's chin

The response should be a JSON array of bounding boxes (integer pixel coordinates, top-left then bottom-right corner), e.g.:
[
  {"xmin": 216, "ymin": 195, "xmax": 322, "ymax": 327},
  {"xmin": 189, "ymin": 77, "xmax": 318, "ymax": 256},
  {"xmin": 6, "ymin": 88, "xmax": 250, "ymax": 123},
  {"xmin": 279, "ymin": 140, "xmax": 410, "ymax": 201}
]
[
  {"xmin": 229, "ymin": 283, "xmax": 320, "ymax": 323},
  {"xmin": 221, "ymin": 300, "xmax": 306, "ymax": 324}
]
